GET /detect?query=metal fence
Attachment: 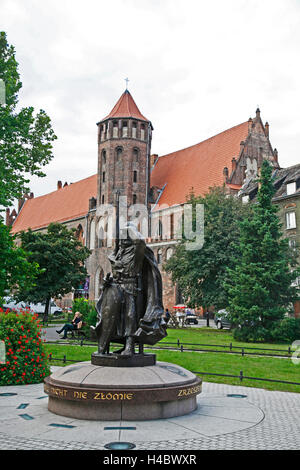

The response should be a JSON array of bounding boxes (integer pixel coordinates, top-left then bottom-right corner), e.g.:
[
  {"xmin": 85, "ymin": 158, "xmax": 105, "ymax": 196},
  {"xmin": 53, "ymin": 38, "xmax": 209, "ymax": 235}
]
[
  {"xmin": 46, "ymin": 353, "xmax": 300, "ymax": 388},
  {"xmin": 45, "ymin": 337, "xmax": 294, "ymax": 358}
]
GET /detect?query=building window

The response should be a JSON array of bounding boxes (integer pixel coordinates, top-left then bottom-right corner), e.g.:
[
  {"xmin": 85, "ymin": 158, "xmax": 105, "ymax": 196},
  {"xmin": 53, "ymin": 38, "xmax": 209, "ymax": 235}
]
[
  {"xmin": 122, "ymin": 121, "xmax": 128, "ymax": 137},
  {"xmin": 75, "ymin": 224, "xmax": 84, "ymax": 244},
  {"xmin": 113, "ymin": 121, "xmax": 118, "ymax": 138},
  {"xmin": 133, "ymin": 170, "xmax": 137, "ymax": 183},
  {"xmin": 132, "ymin": 122, "xmax": 137, "ymax": 138},
  {"xmin": 140, "ymin": 124, "xmax": 145, "ymax": 140},
  {"xmin": 100, "ymin": 125, "xmax": 104, "ymax": 142},
  {"xmin": 157, "ymin": 248, "xmax": 162, "ymax": 264},
  {"xmin": 286, "ymin": 211, "xmax": 296, "ymax": 229},
  {"xmin": 133, "ymin": 194, "xmax": 137, "ymax": 205},
  {"xmin": 89, "ymin": 219, "xmax": 95, "ymax": 250},
  {"xmin": 158, "ymin": 220, "xmax": 163, "ymax": 238},
  {"xmin": 102, "ymin": 195, "xmax": 105, "ymax": 204},
  {"xmin": 133, "ymin": 148, "xmax": 139, "ymax": 162},
  {"xmin": 102, "ymin": 149, "xmax": 106, "ymax": 164},
  {"xmin": 289, "ymin": 238, "xmax": 297, "ymax": 250},
  {"xmin": 287, "ymin": 182, "xmax": 296, "ymax": 196},
  {"xmin": 116, "ymin": 147, "xmax": 122, "ymax": 160},
  {"xmin": 166, "ymin": 247, "xmax": 173, "ymax": 260},
  {"xmin": 102, "ymin": 171, "xmax": 105, "ymax": 183}
]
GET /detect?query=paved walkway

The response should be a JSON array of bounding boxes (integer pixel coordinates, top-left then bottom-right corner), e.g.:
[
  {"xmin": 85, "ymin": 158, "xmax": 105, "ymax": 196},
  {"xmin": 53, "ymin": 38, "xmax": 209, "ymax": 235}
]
[{"xmin": 0, "ymin": 367, "xmax": 299, "ymax": 450}]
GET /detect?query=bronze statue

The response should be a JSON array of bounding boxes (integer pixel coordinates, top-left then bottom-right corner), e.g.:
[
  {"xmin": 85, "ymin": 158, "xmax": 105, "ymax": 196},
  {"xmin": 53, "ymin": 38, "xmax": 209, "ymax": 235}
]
[{"xmin": 92, "ymin": 223, "xmax": 167, "ymax": 358}]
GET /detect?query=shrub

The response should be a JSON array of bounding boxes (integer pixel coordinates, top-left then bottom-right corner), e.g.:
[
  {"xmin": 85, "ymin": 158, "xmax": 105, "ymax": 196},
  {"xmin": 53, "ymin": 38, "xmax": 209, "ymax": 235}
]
[
  {"xmin": 72, "ymin": 298, "xmax": 97, "ymax": 338},
  {"xmin": 271, "ymin": 317, "xmax": 300, "ymax": 343},
  {"xmin": 0, "ymin": 308, "xmax": 50, "ymax": 385}
]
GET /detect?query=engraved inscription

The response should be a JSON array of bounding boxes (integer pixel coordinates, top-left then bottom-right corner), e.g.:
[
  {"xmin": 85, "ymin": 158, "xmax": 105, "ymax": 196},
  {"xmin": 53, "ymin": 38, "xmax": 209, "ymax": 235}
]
[
  {"xmin": 177, "ymin": 385, "xmax": 202, "ymax": 397},
  {"xmin": 50, "ymin": 387, "xmax": 68, "ymax": 397},
  {"xmin": 93, "ymin": 392, "xmax": 133, "ymax": 401}
]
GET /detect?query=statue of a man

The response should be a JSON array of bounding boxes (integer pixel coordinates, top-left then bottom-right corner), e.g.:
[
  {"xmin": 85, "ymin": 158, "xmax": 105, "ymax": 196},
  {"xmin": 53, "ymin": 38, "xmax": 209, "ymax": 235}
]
[{"xmin": 93, "ymin": 224, "xmax": 167, "ymax": 356}]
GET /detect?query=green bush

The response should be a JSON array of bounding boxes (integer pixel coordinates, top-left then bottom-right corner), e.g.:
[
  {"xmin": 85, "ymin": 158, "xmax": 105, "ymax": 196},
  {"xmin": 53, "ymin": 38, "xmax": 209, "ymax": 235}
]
[
  {"xmin": 72, "ymin": 298, "xmax": 97, "ymax": 338},
  {"xmin": 0, "ymin": 308, "xmax": 50, "ymax": 385},
  {"xmin": 271, "ymin": 317, "xmax": 300, "ymax": 343}
]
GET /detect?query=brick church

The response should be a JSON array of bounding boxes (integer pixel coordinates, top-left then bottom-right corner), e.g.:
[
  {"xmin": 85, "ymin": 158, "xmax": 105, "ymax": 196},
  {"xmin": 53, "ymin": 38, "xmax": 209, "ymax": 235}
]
[{"xmin": 8, "ymin": 89, "xmax": 280, "ymax": 310}]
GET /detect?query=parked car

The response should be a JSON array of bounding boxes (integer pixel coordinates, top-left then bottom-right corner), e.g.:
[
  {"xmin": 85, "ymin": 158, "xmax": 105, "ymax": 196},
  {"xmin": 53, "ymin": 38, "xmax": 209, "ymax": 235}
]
[
  {"xmin": 2, "ymin": 297, "xmax": 62, "ymax": 316},
  {"xmin": 28, "ymin": 301, "xmax": 63, "ymax": 316},
  {"xmin": 2, "ymin": 297, "xmax": 28, "ymax": 312},
  {"xmin": 185, "ymin": 311, "xmax": 199, "ymax": 325},
  {"xmin": 214, "ymin": 309, "xmax": 232, "ymax": 329}
]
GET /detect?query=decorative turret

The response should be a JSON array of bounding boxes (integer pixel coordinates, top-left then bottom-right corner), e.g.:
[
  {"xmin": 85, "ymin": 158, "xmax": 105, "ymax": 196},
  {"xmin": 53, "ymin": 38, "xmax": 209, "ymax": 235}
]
[{"xmin": 96, "ymin": 89, "xmax": 153, "ymax": 209}]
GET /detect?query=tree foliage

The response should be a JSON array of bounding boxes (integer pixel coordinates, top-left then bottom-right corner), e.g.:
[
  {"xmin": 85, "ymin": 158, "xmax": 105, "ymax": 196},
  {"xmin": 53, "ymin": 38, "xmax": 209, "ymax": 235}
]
[
  {"xmin": 0, "ymin": 31, "xmax": 56, "ymax": 208},
  {"xmin": 165, "ymin": 187, "xmax": 249, "ymax": 310},
  {"xmin": 17, "ymin": 223, "xmax": 91, "ymax": 317},
  {"xmin": 0, "ymin": 222, "xmax": 39, "ymax": 300},
  {"xmin": 225, "ymin": 160, "xmax": 300, "ymax": 342}
]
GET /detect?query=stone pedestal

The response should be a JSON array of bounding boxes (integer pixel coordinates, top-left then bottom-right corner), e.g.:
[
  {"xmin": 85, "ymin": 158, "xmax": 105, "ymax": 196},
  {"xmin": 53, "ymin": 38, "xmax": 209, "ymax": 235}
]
[{"xmin": 44, "ymin": 361, "xmax": 202, "ymax": 421}]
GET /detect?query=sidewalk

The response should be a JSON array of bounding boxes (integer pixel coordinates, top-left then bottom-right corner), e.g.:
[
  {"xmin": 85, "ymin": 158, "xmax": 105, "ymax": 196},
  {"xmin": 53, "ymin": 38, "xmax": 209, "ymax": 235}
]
[{"xmin": 0, "ymin": 368, "xmax": 299, "ymax": 450}]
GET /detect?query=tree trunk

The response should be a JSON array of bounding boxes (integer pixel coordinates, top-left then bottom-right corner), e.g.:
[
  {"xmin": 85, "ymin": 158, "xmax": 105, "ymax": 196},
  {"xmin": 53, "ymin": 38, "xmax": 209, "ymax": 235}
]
[
  {"xmin": 43, "ymin": 297, "xmax": 50, "ymax": 324},
  {"xmin": 204, "ymin": 308, "xmax": 210, "ymax": 327}
]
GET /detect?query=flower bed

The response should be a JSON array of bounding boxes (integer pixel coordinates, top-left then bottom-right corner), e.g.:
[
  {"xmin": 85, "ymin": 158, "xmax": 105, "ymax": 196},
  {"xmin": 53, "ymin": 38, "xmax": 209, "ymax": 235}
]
[{"xmin": 0, "ymin": 308, "xmax": 50, "ymax": 386}]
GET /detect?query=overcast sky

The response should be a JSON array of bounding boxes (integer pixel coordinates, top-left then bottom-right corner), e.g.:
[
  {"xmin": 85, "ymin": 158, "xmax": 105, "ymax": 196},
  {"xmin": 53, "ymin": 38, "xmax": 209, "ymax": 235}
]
[{"xmin": 2, "ymin": 0, "xmax": 300, "ymax": 201}]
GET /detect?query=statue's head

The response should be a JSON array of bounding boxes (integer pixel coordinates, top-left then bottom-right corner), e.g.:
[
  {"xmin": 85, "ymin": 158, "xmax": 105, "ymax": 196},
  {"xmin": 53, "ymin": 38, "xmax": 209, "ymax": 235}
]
[{"xmin": 120, "ymin": 223, "xmax": 143, "ymax": 247}]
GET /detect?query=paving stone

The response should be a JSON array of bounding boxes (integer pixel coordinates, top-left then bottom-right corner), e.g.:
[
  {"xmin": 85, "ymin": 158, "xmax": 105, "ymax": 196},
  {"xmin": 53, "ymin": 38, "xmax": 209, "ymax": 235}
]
[{"xmin": 0, "ymin": 377, "xmax": 300, "ymax": 450}]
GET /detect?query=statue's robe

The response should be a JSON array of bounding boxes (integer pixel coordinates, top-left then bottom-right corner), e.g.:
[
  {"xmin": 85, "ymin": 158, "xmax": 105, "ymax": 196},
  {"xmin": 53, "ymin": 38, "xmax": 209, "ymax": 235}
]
[{"xmin": 95, "ymin": 238, "xmax": 167, "ymax": 347}]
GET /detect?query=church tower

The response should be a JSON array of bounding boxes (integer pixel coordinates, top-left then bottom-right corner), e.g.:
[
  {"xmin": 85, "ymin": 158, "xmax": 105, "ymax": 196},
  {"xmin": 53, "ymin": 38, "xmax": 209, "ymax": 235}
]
[{"xmin": 96, "ymin": 89, "xmax": 153, "ymax": 210}]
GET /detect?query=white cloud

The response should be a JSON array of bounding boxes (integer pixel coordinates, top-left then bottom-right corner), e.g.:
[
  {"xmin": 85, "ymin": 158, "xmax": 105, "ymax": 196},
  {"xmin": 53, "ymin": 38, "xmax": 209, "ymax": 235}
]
[{"xmin": 1, "ymin": 0, "xmax": 300, "ymax": 201}]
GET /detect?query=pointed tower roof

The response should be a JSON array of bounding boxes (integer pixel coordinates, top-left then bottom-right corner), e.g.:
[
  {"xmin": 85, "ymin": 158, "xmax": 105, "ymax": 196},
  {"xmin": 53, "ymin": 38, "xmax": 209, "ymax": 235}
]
[{"xmin": 100, "ymin": 90, "xmax": 149, "ymax": 122}]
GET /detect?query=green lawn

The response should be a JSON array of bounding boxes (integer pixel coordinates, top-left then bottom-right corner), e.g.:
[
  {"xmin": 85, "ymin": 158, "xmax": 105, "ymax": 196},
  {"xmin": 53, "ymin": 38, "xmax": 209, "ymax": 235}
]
[
  {"xmin": 159, "ymin": 327, "xmax": 293, "ymax": 356},
  {"xmin": 44, "ymin": 327, "xmax": 300, "ymax": 393}
]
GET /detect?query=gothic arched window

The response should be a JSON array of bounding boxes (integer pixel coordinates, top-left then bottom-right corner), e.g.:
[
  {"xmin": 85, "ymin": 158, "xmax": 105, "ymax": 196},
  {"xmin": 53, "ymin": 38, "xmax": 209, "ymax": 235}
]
[
  {"xmin": 113, "ymin": 121, "xmax": 118, "ymax": 138},
  {"xmin": 75, "ymin": 224, "xmax": 84, "ymax": 244},
  {"xmin": 122, "ymin": 121, "xmax": 128, "ymax": 137},
  {"xmin": 89, "ymin": 219, "xmax": 95, "ymax": 250},
  {"xmin": 132, "ymin": 122, "xmax": 137, "ymax": 138},
  {"xmin": 157, "ymin": 248, "xmax": 162, "ymax": 265},
  {"xmin": 133, "ymin": 148, "xmax": 139, "ymax": 162},
  {"xmin": 102, "ymin": 149, "xmax": 106, "ymax": 164},
  {"xmin": 116, "ymin": 147, "xmax": 123, "ymax": 160},
  {"xmin": 133, "ymin": 170, "xmax": 137, "ymax": 183}
]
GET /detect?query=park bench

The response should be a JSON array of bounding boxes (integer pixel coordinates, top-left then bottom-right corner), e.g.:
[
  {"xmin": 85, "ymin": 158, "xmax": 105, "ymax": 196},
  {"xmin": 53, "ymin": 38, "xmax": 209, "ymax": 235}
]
[{"xmin": 67, "ymin": 322, "xmax": 86, "ymax": 340}]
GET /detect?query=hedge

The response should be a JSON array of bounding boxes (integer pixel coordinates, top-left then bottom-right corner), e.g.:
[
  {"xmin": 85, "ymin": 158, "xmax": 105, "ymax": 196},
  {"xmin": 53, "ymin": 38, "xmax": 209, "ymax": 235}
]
[{"xmin": 0, "ymin": 308, "xmax": 50, "ymax": 385}]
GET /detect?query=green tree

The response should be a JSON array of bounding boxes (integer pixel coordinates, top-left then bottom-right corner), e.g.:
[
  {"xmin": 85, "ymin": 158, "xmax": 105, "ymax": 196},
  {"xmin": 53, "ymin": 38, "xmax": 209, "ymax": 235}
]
[
  {"xmin": 0, "ymin": 32, "xmax": 56, "ymax": 301},
  {"xmin": 225, "ymin": 160, "xmax": 299, "ymax": 342},
  {"xmin": 0, "ymin": 223, "xmax": 39, "ymax": 300},
  {"xmin": 0, "ymin": 31, "xmax": 56, "ymax": 208},
  {"xmin": 165, "ymin": 187, "xmax": 249, "ymax": 313},
  {"xmin": 17, "ymin": 223, "xmax": 91, "ymax": 321}
]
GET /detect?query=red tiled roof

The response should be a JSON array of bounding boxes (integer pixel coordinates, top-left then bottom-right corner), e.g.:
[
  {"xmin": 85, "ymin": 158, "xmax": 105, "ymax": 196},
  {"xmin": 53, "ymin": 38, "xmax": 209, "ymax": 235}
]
[
  {"xmin": 101, "ymin": 90, "xmax": 149, "ymax": 122},
  {"xmin": 11, "ymin": 174, "xmax": 97, "ymax": 234},
  {"xmin": 11, "ymin": 121, "xmax": 249, "ymax": 233},
  {"xmin": 150, "ymin": 121, "xmax": 249, "ymax": 208}
]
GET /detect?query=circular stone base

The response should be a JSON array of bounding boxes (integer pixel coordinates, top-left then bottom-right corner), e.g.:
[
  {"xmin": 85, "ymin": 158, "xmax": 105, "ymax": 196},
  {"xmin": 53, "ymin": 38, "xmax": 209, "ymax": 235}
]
[
  {"xmin": 91, "ymin": 352, "xmax": 156, "ymax": 367},
  {"xmin": 44, "ymin": 361, "xmax": 202, "ymax": 421}
]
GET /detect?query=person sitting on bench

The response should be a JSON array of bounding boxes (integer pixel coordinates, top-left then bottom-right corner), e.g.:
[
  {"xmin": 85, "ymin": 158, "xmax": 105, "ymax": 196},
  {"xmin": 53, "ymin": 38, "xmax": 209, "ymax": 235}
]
[{"xmin": 56, "ymin": 312, "xmax": 82, "ymax": 339}]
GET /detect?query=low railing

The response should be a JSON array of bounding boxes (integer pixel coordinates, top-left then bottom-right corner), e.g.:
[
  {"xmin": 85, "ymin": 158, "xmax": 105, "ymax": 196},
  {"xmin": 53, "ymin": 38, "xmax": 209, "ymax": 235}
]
[
  {"xmin": 46, "ymin": 354, "xmax": 300, "ymax": 388},
  {"xmin": 45, "ymin": 338, "xmax": 294, "ymax": 358}
]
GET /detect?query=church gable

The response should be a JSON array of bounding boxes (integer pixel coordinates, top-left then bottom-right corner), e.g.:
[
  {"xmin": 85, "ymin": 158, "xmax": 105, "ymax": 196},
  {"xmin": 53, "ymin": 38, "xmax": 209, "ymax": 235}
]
[{"xmin": 227, "ymin": 108, "xmax": 279, "ymax": 189}]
